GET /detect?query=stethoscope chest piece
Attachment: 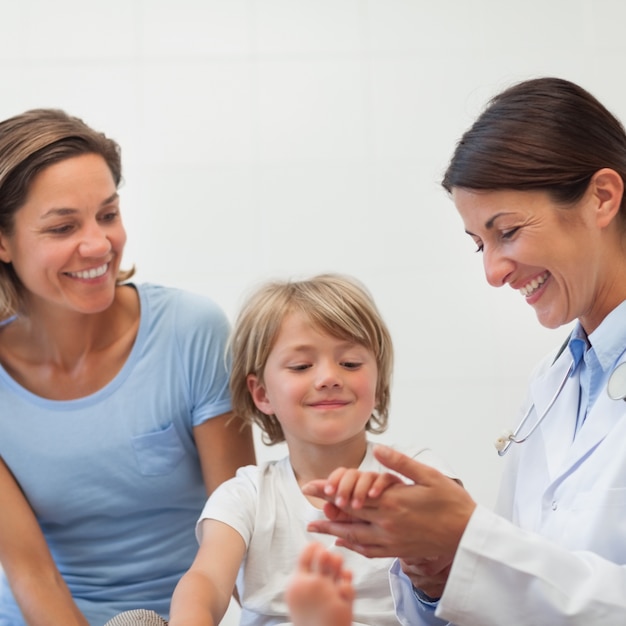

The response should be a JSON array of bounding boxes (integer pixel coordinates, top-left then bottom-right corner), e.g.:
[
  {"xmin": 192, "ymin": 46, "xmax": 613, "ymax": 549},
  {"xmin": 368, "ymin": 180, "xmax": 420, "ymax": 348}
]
[{"xmin": 607, "ymin": 361, "xmax": 626, "ymax": 401}]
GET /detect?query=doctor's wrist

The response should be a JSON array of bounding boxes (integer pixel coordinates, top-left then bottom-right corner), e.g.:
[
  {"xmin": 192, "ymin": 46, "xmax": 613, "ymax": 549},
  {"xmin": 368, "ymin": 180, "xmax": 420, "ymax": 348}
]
[{"xmin": 412, "ymin": 585, "xmax": 440, "ymax": 606}]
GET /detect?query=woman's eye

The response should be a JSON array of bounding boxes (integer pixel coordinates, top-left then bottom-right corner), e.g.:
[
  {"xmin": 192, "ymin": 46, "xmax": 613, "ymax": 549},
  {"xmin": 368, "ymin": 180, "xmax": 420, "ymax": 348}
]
[
  {"xmin": 502, "ymin": 227, "xmax": 520, "ymax": 240},
  {"xmin": 100, "ymin": 209, "xmax": 119, "ymax": 223},
  {"xmin": 47, "ymin": 224, "xmax": 74, "ymax": 235},
  {"xmin": 469, "ymin": 236, "xmax": 483, "ymax": 253}
]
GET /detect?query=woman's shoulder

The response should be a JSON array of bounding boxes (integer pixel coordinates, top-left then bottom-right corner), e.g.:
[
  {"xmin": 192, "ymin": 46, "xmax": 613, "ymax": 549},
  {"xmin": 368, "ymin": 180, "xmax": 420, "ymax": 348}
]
[
  {"xmin": 136, "ymin": 282, "xmax": 221, "ymax": 308},
  {"xmin": 135, "ymin": 283, "xmax": 229, "ymax": 328}
]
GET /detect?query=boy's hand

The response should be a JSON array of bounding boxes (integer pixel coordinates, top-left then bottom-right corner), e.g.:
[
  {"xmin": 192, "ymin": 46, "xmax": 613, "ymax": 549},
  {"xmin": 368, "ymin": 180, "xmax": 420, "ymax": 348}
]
[
  {"xmin": 303, "ymin": 467, "xmax": 405, "ymax": 509},
  {"xmin": 303, "ymin": 445, "xmax": 475, "ymax": 560}
]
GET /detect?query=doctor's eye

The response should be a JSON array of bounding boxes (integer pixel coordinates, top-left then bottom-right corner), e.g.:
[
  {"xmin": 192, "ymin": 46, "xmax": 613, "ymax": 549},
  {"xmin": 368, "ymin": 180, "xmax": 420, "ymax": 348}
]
[
  {"xmin": 468, "ymin": 235, "xmax": 483, "ymax": 253},
  {"xmin": 99, "ymin": 209, "xmax": 120, "ymax": 223},
  {"xmin": 501, "ymin": 227, "xmax": 520, "ymax": 240}
]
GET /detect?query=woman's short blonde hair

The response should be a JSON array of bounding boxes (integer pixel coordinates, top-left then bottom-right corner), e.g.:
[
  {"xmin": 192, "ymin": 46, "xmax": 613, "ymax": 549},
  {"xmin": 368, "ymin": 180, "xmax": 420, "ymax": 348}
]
[{"xmin": 229, "ymin": 273, "xmax": 393, "ymax": 445}]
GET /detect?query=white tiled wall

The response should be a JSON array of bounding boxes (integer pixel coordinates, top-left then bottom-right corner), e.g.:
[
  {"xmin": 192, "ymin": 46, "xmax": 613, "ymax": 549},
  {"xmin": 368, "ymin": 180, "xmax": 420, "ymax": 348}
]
[{"xmin": 2, "ymin": 1, "xmax": 624, "ymax": 623}]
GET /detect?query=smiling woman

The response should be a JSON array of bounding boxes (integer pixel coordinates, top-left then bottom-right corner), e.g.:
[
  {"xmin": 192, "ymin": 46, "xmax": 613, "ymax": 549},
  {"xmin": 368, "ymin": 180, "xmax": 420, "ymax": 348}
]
[
  {"xmin": 302, "ymin": 77, "xmax": 626, "ymax": 626},
  {"xmin": 0, "ymin": 109, "xmax": 256, "ymax": 625},
  {"xmin": 1, "ymin": 154, "xmax": 127, "ymax": 330},
  {"xmin": 451, "ymin": 180, "xmax": 621, "ymax": 333}
]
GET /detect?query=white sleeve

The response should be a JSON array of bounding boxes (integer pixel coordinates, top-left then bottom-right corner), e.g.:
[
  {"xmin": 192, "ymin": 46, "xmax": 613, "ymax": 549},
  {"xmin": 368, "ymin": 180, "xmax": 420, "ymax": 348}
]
[
  {"xmin": 196, "ymin": 464, "xmax": 258, "ymax": 546},
  {"xmin": 437, "ymin": 504, "xmax": 626, "ymax": 626}
]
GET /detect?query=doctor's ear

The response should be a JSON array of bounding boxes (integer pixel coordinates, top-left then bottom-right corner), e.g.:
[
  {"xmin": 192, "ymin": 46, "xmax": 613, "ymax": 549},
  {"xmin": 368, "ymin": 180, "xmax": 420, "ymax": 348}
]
[
  {"xmin": 247, "ymin": 374, "xmax": 274, "ymax": 416},
  {"xmin": 589, "ymin": 168, "xmax": 624, "ymax": 229}
]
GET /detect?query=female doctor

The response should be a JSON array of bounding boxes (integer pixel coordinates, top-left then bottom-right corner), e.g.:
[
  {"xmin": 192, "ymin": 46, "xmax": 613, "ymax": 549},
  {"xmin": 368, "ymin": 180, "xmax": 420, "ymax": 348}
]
[{"xmin": 306, "ymin": 76, "xmax": 626, "ymax": 625}]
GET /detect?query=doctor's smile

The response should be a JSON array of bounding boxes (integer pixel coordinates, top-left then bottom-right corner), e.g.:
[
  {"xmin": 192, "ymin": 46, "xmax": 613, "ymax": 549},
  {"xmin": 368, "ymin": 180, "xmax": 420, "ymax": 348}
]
[{"xmin": 519, "ymin": 271, "xmax": 549, "ymax": 298}]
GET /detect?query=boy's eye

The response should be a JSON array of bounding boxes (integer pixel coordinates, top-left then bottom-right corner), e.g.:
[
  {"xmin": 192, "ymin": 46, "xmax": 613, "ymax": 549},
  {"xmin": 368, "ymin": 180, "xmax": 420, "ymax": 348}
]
[
  {"xmin": 341, "ymin": 361, "xmax": 362, "ymax": 370},
  {"xmin": 287, "ymin": 364, "xmax": 311, "ymax": 371}
]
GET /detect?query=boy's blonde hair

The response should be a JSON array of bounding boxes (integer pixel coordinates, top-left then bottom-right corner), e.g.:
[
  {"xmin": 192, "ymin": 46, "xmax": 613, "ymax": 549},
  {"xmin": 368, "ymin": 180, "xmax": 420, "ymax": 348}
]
[{"xmin": 229, "ymin": 273, "xmax": 393, "ymax": 445}]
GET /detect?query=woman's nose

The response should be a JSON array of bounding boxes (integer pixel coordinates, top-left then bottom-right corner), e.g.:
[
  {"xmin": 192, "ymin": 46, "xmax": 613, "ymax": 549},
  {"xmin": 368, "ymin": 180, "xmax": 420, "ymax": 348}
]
[
  {"xmin": 78, "ymin": 223, "xmax": 112, "ymax": 257},
  {"xmin": 483, "ymin": 245, "xmax": 514, "ymax": 287}
]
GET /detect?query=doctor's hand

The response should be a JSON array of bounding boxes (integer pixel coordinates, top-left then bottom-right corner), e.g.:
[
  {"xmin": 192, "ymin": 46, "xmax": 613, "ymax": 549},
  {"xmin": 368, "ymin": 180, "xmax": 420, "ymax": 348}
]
[
  {"xmin": 304, "ymin": 445, "xmax": 476, "ymax": 561},
  {"xmin": 400, "ymin": 555, "xmax": 453, "ymax": 600}
]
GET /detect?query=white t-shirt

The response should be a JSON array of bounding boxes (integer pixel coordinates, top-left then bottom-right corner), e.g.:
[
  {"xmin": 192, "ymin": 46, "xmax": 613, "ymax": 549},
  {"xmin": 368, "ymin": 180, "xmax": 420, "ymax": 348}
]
[{"xmin": 199, "ymin": 442, "xmax": 456, "ymax": 626}]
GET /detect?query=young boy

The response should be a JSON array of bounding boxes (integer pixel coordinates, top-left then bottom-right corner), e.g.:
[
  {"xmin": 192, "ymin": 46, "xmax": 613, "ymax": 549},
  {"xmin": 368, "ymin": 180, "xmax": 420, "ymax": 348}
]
[{"xmin": 168, "ymin": 274, "xmax": 456, "ymax": 626}]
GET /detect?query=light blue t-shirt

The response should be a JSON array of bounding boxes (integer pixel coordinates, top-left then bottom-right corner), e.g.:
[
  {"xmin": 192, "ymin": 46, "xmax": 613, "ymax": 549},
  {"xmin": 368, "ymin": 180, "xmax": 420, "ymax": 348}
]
[{"xmin": 0, "ymin": 283, "xmax": 232, "ymax": 626}]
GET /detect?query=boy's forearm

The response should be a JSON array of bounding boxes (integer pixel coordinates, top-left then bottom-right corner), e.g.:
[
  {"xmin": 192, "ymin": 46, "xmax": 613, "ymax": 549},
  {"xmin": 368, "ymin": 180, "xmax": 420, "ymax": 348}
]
[{"xmin": 169, "ymin": 571, "xmax": 227, "ymax": 626}]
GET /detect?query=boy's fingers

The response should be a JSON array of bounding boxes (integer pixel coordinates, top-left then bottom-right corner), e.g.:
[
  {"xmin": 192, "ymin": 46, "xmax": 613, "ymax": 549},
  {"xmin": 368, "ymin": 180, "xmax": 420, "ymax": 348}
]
[{"xmin": 301, "ymin": 479, "xmax": 327, "ymax": 497}]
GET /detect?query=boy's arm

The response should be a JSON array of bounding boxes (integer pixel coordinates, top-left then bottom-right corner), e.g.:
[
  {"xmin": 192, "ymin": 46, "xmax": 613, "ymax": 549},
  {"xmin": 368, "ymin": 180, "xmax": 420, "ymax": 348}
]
[{"xmin": 169, "ymin": 519, "xmax": 246, "ymax": 626}]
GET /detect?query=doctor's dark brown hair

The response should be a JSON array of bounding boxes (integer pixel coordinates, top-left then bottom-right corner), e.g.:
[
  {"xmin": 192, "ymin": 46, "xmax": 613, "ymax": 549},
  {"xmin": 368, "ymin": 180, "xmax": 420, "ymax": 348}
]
[
  {"xmin": 229, "ymin": 273, "xmax": 393, "ymax": 445},
  {"xmin": 442, "ymin": 77, "xmax": 626, "ymax": 216},
  {"xmin": 0, "ymin": 108, "xmax": 134, "ymax": 319}
]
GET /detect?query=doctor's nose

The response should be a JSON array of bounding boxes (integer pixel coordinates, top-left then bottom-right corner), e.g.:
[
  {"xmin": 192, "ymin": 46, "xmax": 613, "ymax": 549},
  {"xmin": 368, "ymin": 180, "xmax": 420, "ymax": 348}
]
[{"xmin": 483, "ymin": 246, "xmax": 514, "ymax": 288}]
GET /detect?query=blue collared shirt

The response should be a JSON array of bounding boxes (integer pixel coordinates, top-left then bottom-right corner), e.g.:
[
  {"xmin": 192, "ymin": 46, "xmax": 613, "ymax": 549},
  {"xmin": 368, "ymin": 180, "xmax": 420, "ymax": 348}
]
[{"xmin": 568, "ymin": 299, "xmax": 626, "ymax": 436}]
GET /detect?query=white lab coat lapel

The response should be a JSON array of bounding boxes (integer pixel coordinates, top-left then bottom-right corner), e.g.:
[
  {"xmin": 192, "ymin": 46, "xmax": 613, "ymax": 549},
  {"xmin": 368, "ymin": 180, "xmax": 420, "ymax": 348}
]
[
  {"xmin": 566, "ymin": 352, "xmax": 626, "ymax": 468},
  {"xmin": 528, "ymin": 351, "xmax": 577, "ymax": 481},
  {"xmin": 529, "ymin": 349, "xmax": 626, "ymax": 486}
]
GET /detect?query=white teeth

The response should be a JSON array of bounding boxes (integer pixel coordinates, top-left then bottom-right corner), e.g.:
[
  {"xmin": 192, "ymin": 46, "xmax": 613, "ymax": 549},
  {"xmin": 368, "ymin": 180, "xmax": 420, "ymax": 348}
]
[
  {"xmin": 520, "ymin": 272, "xmax": 548, "ymax": 297},
  {"xmin": 68, "ymin": 263, "xmax": 108, "ymax": 279}
]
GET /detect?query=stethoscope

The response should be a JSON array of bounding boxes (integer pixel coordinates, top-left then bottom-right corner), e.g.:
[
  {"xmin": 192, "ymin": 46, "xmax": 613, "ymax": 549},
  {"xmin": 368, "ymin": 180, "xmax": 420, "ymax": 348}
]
[{"xmin": 495, "ymin": 360, "xmax": 626, "ymax": 456}]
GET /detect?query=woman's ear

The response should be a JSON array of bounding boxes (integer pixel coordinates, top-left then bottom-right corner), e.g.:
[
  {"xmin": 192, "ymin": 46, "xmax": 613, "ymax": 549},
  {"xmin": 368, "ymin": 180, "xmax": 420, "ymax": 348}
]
[
  {"xmin": 0, "ymin": 231, "xmax": 12, "ymax": 263},
  {"xmin": 247, "ymin": 374, "xmax": 274, "ymax": 416},
  {"xmin": 590, "ymin": 168, "xmax": 624, "ymax": 229}
]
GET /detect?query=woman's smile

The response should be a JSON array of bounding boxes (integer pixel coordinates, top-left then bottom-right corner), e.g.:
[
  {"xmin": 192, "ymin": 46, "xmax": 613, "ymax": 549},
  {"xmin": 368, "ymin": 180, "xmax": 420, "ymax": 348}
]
[{"xmin": 65, "ymin": 262, "xmax": 110, "ymax": 281}]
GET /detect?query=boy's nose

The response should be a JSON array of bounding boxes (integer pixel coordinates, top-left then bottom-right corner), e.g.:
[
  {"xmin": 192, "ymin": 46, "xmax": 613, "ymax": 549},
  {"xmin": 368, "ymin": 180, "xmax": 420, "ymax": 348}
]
[{"xmin": 315, "ymin": 364, "xmax": 343, "ymax": 389}]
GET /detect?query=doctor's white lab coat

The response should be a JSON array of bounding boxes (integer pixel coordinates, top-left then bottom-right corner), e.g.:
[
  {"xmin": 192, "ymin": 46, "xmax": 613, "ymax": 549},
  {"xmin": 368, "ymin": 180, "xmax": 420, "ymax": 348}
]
[{"xmin": 391, "ymin": 344, "xmax": 626, "ymax": 626}]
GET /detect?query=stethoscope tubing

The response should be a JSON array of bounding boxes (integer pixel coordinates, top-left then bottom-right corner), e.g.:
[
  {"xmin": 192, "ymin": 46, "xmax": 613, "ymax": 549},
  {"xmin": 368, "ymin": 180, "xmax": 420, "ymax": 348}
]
[{"xmin": 496, "ymin": 363, "xmax": 574, "ymax": 456}]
